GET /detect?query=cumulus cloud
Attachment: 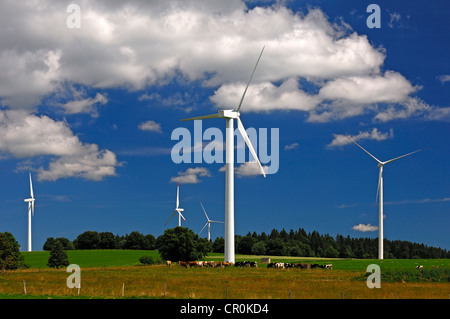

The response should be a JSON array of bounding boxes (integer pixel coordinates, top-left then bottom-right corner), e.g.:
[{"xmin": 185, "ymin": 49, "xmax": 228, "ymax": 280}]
[
  {"xmin": 0, "ymin": 0, "xmax": 438, "ymax": 125},
  {"xmin": 61, "ymin": 92, "xmax": 108, "ymax": 115},
  {"xmin": 219, "ymin": 162, "xmax": 269, "ymax": 178},
  {"xmin": 328, "ymin": 128, "xmax": 393, "ymax": 147},
  {"xmin": 170, "ymin": 167, "xmax": 211, "ymax": 184},
  {"xmin": 352, "ymin": 223, "xmax": 378, "ymax": 232},
  {"xmin": 0, "ymin": 110, "xmax": 119, "ymax": 181},
  {"xmin": 138, "ymin": 120, "xmax": 162, "ymax": 133}
]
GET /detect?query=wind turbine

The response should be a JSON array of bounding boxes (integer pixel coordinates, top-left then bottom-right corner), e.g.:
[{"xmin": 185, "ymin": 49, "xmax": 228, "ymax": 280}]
[
  {"xmin": 182, "ymin": 46, "xmax": 267, "ymax": 263},
  {"xmin": 347, "ymin": 136, "xmax": 421, "ymax": 260},
  {"xmin": 199, "ymin": 201, "xmax": 224, "ymax": 241},
  {"xmin": 165, "ymin": 183, "xmax": 187, "ymax": 227},
  {"xmin": 24, "ymin": 173, "xmax": 35, "ymax": 252}
]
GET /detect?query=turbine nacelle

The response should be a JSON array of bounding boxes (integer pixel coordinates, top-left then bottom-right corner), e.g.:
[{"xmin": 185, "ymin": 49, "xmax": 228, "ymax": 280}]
[{"xmin": 219, "ymin": 109, "xmax": 239, "ymax": 119}]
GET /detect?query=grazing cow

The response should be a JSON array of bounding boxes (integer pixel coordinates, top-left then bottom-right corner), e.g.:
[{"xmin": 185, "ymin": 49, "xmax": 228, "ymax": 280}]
[
  {"xmin": 202, "ymin": 261, "xmax": 215, "ymax": 268},
  {"xmin": 166, "ymin": 260, "xmax": 172, "ymax": 267},
  {"xmin": 249, "ymin": 261, "xmax": 258, "ymax": 268},
  {"xmin": 215, "ymin": 261, "xmax": 233, "ymax": 268},
  {"xmin": 325, "ymin": 264, "xmax": 333, "ymax": 270},
  {"xmin": 416, "ymin": 265, "xmax": 423, "ymax": 270},
  {"xmin": 295, "ymin": 263, "xmax": 311, "ymax": 269},
  {"xmin": 311, "ymin": 264, "xmax": 320, "ymax": 269},
  {"xmin": 267, "ymin": 262, "xmax": 276, "ymax": 268},
  {"xmin": 187, "ymin": 261, "xmax": 203, "ymax": 268},
  {"xmin": 275, "ymin": 262, "xmax": 285, "ymax": 269},
  {"xmin": 178, "ymin": 261, "xmax": 188, "ymax": 268}
]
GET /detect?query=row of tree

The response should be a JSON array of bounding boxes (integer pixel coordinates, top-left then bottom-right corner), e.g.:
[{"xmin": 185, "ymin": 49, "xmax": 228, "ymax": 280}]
[
  {"xmin": 44, "ymin": 227, "xmax": 449, "ymax": 259},
  {"xmin": 231, "ymin": 229, "xmax": 450, "ymax": 259}
]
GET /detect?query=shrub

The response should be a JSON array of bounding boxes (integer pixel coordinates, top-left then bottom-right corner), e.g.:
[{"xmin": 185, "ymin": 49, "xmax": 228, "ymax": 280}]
[{"xmin": 139, "ymin": 256, "xmax": 155, "ymax": 265}]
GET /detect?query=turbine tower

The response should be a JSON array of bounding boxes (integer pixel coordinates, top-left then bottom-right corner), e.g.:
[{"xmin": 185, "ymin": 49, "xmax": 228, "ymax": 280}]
[
  {"xmin": 165, "ymin": 183, "xmax": 186, "ymax": 227},
  {"xmin": 182, "ymin": 47, "xmax": 267, "ymax": 263},
  {"xmin": 199, "ymin": 201, "xmax": 224, "ymax": 241},
  {"xmin": 347, "ymin": 136, "xmax": 421, "ymax": 259},
  {"xmin": 24, "ymin": 173, "xmax": 35, "ymax": 252}
]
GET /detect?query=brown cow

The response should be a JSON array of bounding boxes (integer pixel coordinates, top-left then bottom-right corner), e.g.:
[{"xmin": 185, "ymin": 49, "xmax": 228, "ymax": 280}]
[{"xmin": 166, "ymin": 260, "xmax": 172, "ymax": 267}]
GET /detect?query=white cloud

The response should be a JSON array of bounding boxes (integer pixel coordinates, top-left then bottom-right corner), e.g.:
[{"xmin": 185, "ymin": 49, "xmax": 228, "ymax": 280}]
[
  {"xmin": 0, "ymin": 2, "xmax": 384, "ymax": 112},
  {"xmin": 211, "ymin": 78, "xmax": 320, "ymax": 112},
  {"xmin": 374, "ymin": 97, "xmax": 432, "ymax": 122},
  {"xmin": 235, "ymin": 162, "xmax": 269, "ymax": 178},
  {"xmin": 328, "ymin": 128, "xmax": 393, "ymax": 147},
  {"xmin": 388, "ymin": 12, "xmax": 401, "ymax": 28},
  {"xmin": 61, "ymin": 92, "xmax": 108, "ymax": 115},
  {"xmin": 219, "ymin": 162, "xmax": 268, "ymax": 177},
  {"xmin": 437, "ymin": 75, "xmax": 450, "ymax": 84},
  {"xmin": 0, "ymin": 110, "xmax": 119, "ymax": 181},
  {"xmin": 138, "ymin": 120, "xmax": 162, "ymax": 133},
  {"xmin": 170, "ymin": 167, "xmax": 211, "ymax": 184},
  {"xmin": 352, "ymin": 223, "xmax": 378, "ymax": 232},
  {"xmin": 284, "ymin": 142, "xmax": 299, "ymax": 151}
]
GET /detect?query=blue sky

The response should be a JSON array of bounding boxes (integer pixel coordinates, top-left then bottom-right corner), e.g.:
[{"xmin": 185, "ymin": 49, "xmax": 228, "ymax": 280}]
[{"xmin": 0, "ymin": 0, "xmax": 449, "ymax": 251}]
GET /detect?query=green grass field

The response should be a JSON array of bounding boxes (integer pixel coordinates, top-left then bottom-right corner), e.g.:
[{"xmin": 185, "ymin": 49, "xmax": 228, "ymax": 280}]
[
  {"xmin": 22, "ymin": 250, "xmax": 450, "ymax": 271},
  {"xmin": 1, "ymin": 250, "xmax": 446, "ymax": 299},
  {"xmin": 22, "ymin": 250, "xmax": 162, "ymax": 269}
]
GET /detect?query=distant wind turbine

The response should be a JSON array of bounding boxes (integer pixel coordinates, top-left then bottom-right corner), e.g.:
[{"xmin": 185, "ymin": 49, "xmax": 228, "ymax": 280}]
[
  {"xmin": 198, "ymin": 201, "xmax": 224, "ymax": 241},
  {"xmin": 165, "ymin": 183, "xmax": 186, "ymax": 227},
  {"xmin": 182, "ymin": 46, "xmax": 267, "ymax": 263},
  {"xmin": 347, "ymin": 136, "xmax": 421, "ymax": 259},
  {"xmin": 24, "ymin": 173, "xmax": 35, "ymax": 252}
]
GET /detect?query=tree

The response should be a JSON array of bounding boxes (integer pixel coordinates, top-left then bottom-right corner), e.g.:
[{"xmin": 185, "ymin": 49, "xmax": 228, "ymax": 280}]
[
  {"xmin": 237, "ymin": 235, "xmax": 254, "ymax": 254},
  {"xmin": 47, "ymin": 241, "xmax": 69, "ymax": 268},
  {"xmin": 99, "ymin": 232, "xmax": 116, "ymax": 249},
  {"xmin": 123, "ymin": 231, "xmax": 147, "ymax": 250},
  {"xmin": 251, "ymin": 241, "xmax": 266, "ymax": 255},
  {"xmin": 73, "ymin": 231, "xmax": 101, "ymax": 249},
  {"xmin": 0, "ymin": 232, "xmax": 26, "ymax": 270},
  {"xmin": 212, "ymin": 237, "xmax": 224, "ymax": 253},
  {"xmin": 266, "ymin": 238, "xmax": 287, "ymax": 256},
  {"xmin": 156, "ymin": 227, "xmax": 209, "ymax": 261},
  {"xmin": 44, "ymin": 237, "xmax": 74, "ymax": 251}
]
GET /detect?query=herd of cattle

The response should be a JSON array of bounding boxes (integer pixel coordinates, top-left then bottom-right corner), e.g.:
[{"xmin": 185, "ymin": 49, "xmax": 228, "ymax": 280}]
[{"xmin": 165, "ymin": 260, "xmax": 332, "ymax": 270}]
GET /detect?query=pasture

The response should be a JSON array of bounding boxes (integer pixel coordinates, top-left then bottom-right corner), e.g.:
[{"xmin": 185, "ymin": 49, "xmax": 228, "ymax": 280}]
[{"xmin": 0, "ymin": 250, "xmax": 448, "ymax": 299}]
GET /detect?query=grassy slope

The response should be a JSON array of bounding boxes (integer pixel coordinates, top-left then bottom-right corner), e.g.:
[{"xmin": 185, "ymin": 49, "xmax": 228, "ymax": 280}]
[
  {"xmin": 22, "ymin": 250, "xmax": 161, "ymax": 268},
  {"xmin": 22, "ymin": 250, "xmax": 450, "ymax": 271}
]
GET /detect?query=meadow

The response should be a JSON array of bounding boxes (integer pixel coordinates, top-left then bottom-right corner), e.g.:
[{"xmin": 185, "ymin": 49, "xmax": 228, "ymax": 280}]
[{"xmin": 0, "ymin": 250, "xmax": 448, "ymax": 299}]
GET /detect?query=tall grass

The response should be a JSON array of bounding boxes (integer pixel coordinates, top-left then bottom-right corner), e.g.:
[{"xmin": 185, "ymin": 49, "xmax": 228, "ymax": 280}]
[{"xmin": 1, "ymin": 265, "xmax": 449, "ymax": 299}]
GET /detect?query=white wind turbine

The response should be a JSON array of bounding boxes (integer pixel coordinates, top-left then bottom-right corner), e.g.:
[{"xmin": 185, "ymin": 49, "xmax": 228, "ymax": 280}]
[
  {"xmin": 165, "ymin": 183, "xmax": 187, "ymax": 227},
  {"xmin": 24, "ymin": 173, "xmax": 35, "ymax": 252},
  {"xmin": 182, "ymin": 47, "xmax": 267, "ymax": 263},
  {"xmin": 347, "ymin": 136, "xmax": 421, "ymax": 259},
  {"xmin": 199, "ymin": 201, "xmax": 224, "ymax": 242}
]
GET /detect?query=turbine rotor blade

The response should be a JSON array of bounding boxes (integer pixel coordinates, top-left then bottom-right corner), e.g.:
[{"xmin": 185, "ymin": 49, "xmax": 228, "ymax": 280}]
[
  {"xmin": 383, "ymin": 149, "xmax": 422, "ymax": 165},
  {"xmin": 236, "ymin": 117, "xmax": 266, "ymax": 177},
  {"xmin": 346, "ymin": 136, "xmax": 382, "ymax": 164},
  {"xmin": 210, "ymin": 220, "xmax": 224, "ymax": 224},
  {"xmin": 29, "ymin": 173, "xmax": 34, "ymax": 199},
  {"xmin": 199, "ymin": 201, "xmax": 210, "ymax": 221},
  {"xmin": 178, "ymin": 210, "xmax": 187, "ymax": 222},
  {"xmin": 181, "ymin": 114, "xmax": 219, "ymax": 122},
  {"xmin": 165, "ymin": 210, "xmax": 177, "ymax": 225},
  {"xmin": 176, "ymin": 183, "xmax": 179, "ymax": 209},
  {"xmin": 236, "ymin": 46, "xmax": 265, "ymax": 113},
  {"xmin": 199, "ymin": 223, "xmax": 208, "ymax": 235},
  {"xmin": 375, "ymin": 168, "xmax": 382, "ymax": 205}
]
